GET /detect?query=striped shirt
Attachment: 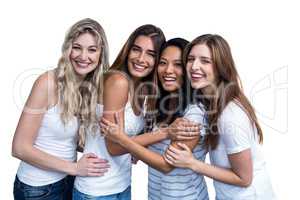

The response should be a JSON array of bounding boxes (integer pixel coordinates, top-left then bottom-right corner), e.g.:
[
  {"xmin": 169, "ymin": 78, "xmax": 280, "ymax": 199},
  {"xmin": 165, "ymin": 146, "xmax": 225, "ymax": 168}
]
[{"xmin": 148, "ymin": 104, "xmax": 209, "ymax": 200}]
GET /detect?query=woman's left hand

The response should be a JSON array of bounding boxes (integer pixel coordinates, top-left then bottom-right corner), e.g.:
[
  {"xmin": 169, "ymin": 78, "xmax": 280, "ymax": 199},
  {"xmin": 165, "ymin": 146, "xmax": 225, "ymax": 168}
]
[
  {"xmin": 100, "ymin": 113, "xmax": 126, "ymax": 143},
  {"xmin": 163, "ymin": 142, "xmax": 195, "ymax": 169}
]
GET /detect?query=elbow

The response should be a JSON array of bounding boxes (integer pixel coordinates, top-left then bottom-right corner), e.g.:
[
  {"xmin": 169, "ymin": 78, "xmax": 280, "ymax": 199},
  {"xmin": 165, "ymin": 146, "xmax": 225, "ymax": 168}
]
[
  {"xmin": 161, "ymin": 165, "xmax": 173, "ymax": 174},
  {"xmin": 106, "ymin": 146, "xmax": 123, "ymax": 156},
  {"xmin": 238, "ymin": 176, "xmax": 253, "ymax": 187},
  {"xmin": 11, "ymin": 143, "xmax": 24, "ymax": 159}
]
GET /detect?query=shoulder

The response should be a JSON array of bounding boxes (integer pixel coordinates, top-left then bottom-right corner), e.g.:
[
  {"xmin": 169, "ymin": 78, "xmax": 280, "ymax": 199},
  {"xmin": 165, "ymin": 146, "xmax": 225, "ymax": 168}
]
[
  {"xmin": 29, "ymin": 70, "xmax": 56, "ymax": 107},
  {"xmin": 104, "ymin": 70, "xmax": 130, "ymax": 91},
  {"xmin": 33, "ymin": 70, "xmax": 56, "ymax": 92},
  {"xmin": 219, "ymin": 101, "xmax": 249, "ymax": 124}
]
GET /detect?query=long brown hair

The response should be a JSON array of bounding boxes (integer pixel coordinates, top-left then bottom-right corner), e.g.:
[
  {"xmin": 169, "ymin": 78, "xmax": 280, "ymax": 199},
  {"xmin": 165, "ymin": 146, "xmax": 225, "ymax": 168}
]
[
  {"xmin": 183, "ymin": 34, "xmax": 263, "ymax": 150},
  {"xmin": 109, "ymin": 24, "xmax": 165, "ymax": 129}
]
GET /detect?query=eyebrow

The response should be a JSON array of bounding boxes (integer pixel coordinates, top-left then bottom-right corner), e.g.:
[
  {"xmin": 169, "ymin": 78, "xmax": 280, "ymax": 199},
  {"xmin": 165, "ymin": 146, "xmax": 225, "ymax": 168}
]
[
  {"xmin": 72, "ymin": 43, "xmax": 98, "ymax": 48},
  {"xmin": 132, "ymin": 44, "xmax": 156, "ymax": 54},
  {"xmin": 200, "ymin": 56, "xmax": 212, "ymax": 60}
]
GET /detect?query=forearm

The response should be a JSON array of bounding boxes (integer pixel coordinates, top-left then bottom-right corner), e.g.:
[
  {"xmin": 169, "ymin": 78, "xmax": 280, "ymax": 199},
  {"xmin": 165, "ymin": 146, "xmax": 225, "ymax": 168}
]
[
  {"xmin": 106, "ymin": 129, "xmax": 168, "ymax": 156},
  {"xmin": 118, "ymin": 135, "xmax": 174, "ymax": 173},
  {"xmin": 12, "ymin": 145, "xmax": 76, "ymax": 175},
  {"xmin": 189, "ymin": 159, "xmax": 249, "ymax": 187}
]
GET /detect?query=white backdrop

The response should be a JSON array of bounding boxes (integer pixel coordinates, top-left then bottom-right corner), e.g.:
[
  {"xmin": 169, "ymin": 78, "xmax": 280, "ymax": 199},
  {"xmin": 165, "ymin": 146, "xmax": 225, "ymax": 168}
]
[{"xmin": 0, "ymin": 0, "xmax": 298, "ymax": 199}]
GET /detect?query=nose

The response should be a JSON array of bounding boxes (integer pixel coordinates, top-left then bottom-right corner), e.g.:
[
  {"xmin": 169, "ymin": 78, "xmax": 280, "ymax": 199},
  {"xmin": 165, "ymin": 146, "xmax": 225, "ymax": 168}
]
[
  {"xmin": 191, "ymin": 58, "xmax": 200, "ymax": 71},
  {"xmin": 165, "ymin": 64, "xmax": 174, "ymax": 74},
  {"xmin": 79, "ymin": 49, "xmax": 88, "ymax": 61},
  {"xmin": 137, "ymin": 51, "xmax": 146, "ymax": 63}
]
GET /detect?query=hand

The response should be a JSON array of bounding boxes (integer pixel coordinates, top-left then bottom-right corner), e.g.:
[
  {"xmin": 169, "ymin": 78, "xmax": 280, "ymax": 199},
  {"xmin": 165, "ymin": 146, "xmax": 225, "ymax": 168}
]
[
  {"xmin": 163, "ymin": 143, "xmax": 195, "ymax": 169},
  {"xmin": 100, "ymin": 113, "xmax": 127, "ymax": 143},
  {"xmin": 75, "ymin": 153, "xmax": 110, "ymax": 177},
  {"xmin": 167, "ymin": 118, "xmax": 201, "ymax": 141}
]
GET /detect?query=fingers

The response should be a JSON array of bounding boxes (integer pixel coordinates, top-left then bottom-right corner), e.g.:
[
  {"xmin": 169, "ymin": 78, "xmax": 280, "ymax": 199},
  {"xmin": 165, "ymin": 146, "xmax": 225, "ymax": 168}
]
[
  {"xmin": 164, "ymin": 153, "xmax": 175, "ymax": 165},
  {"xmin": 85, "ymin": 153, "xmax": 98, "ymax": 158},
  {"xmin": 87, "ymin": 168, "xmax": 109, "ymax": 177},
  {"xmin": 177, "ymin": 142, "xmax": 190, "ymax": 152}
]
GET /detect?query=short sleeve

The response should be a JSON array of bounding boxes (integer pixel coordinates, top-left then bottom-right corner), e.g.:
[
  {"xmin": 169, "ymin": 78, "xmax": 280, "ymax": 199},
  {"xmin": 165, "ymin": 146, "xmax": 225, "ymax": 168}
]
[
  {"xmin": 218, "ymin": 102, "xmax": 253, "ymax": 154},
  {"xmin": 184, "ymin": 103, "xmax": 207, "ymax": 137}
]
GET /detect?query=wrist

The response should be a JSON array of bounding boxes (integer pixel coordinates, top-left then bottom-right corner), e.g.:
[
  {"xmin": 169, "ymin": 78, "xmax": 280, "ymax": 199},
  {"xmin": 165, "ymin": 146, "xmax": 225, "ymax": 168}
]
[
  {"xmin": 67, "ymin": 162, "xmax": 77, "ymax": 176},
  {"xmin": 158, "ymin": 128, "xmax": 168, "ymax": 139},
  {"xmin": 188, "ymin": 157, "xmax": 198, "ymax": 171}
]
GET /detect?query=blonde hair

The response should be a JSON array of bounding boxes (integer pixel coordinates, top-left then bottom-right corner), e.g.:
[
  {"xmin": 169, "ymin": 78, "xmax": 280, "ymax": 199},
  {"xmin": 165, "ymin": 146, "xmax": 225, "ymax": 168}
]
[{"xmin": 55, "ymin": 18, "xmax": 109, "ymax": 148}]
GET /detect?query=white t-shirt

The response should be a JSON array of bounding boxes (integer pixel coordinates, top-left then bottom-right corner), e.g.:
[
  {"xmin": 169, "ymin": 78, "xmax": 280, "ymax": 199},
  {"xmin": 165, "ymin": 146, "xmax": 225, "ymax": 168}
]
[{"xmin": 209, "ymin": 101, "xmax": 276, "ymax": 200}]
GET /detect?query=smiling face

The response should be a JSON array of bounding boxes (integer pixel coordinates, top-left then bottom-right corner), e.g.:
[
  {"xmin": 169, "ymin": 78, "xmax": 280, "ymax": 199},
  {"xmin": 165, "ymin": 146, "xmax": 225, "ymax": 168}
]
[
  {"xmin": 158, "ymin": 46, "xmax": 184, "ymax": 92},
  {"xmin": 70, "ymin": 32, "xmax": 101, "ymax": 78},
  {"xmin": 127, "ymin": 35, "xmax": 156, "ymax": 79},
  {"xmin": 186, "ymin": 43, "xmax": 218, "ymax": 93}
]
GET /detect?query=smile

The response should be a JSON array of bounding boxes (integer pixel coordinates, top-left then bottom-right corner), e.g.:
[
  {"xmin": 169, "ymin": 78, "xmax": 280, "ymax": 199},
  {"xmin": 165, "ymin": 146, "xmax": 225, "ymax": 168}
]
[
  {"xmin": 75, "ymin": 61, "xmax": 91, "ymax": 68},
  {"xmin": 133, "ymin": 63, "xmax": 148, "ymax": 72}
]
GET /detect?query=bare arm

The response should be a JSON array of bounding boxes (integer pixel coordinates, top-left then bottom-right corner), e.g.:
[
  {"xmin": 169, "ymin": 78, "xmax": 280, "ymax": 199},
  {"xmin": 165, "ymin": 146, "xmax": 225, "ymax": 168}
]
[
  {"xmin": 12, "ymin": 72, "xmax": 108, "ymax": 177},
  {"xmin": 165, "ymin": 143, "xmax": 253, "ymax": 187},
  {"xmin": 103, "ymin": 73, "xmax": 168, "ymax": 155},
  {"xmin": 101, "ymin": 115, "xmax": 200, "ymax": 173}
]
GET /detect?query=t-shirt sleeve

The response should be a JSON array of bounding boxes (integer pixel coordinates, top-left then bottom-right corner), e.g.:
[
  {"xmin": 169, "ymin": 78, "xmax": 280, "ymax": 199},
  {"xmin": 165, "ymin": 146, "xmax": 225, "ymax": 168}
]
[{"xmin": 218, "ymin": 103, "xmax": 253, "ymax": 154}]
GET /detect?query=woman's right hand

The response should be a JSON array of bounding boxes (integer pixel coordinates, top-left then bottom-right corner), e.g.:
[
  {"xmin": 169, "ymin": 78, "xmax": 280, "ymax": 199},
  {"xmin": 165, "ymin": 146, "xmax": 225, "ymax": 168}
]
[
  {"xmin": 74, "ymin": 153, "xmax": 110, "ymax": 177},
  {"xmin": 166, "ymin": 118, "xmax": 201, "ymax": 141}
]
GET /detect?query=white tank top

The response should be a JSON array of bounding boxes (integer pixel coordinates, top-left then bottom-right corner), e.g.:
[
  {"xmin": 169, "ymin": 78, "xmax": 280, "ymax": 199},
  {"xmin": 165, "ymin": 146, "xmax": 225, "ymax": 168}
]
[
  {"xmin": 17, "ymin": 104, "xmax": 78, "ymax": 186},
  {"xmin": 74, "ymin": 102, "xmax": 145, "ymax": 196}
]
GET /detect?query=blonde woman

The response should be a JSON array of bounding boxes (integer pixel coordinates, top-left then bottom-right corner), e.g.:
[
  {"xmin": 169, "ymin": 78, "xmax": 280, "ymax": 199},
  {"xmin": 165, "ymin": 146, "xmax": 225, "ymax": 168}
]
[{"xmin": 12, "ymin": 18, "xmax": 110, "ymax": 200}]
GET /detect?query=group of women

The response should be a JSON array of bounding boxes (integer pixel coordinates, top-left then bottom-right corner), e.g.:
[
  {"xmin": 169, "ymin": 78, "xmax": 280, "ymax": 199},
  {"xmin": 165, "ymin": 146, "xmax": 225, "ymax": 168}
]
[{"xmin": 12, "ymin": 18, "xmax": 275, "ymax": 200}]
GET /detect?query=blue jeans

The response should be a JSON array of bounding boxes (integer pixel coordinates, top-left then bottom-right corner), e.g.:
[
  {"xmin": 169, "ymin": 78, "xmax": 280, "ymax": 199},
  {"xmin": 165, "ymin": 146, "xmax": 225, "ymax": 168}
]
[
  {"xmin": 72, "ymin": 186, "xmax": 131, "ymax": 200},
  {"xmin": 13, "ymin": 175, "xmax": 74, "ymax": 200}
]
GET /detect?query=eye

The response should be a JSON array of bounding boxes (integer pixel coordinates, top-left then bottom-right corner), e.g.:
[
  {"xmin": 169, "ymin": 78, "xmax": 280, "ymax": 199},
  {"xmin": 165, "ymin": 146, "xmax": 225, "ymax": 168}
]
[
  {"xmin": 174, "ymin": 62, "xmax": 183, "ymax": 67},
  {"xmin": 147, "ymin": 52, "xmax": 156, "ymax": 58},
  {"xmin": 88, "ymin": 48, "xmax": 97, "ymax": 53},
  {"xmin": 131, "ymin": 46, "xmax": 140, "ymax": 52},
  {"xmin": 159, "ymin": 60, "xmax": 166, "ymax": 65},
  {"xmin": 72, "ymin": 46, "xmax": 81, "ymax": 50},
  {"xmin": 201, "ymin": 59, "xmax": 211, "ymax": 64},
  {"xmin": 187, "ymin": 57, "xmax": 195, "ymax": 62}
]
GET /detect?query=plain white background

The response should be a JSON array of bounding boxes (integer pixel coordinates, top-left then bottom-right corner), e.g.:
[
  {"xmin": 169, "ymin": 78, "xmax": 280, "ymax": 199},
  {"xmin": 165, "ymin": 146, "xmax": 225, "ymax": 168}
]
[{"xmin": 0, "ymin": 0, "xmax": 298, "ymax": 199}]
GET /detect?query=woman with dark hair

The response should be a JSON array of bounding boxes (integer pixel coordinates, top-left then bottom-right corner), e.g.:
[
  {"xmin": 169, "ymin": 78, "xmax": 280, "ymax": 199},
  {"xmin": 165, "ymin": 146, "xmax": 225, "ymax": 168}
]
[
  {"xmin": 100, "ymin": 38, "xmax": 208, "ymax": 200},
  {"xmin": 74, "ymin": 26, "xmax": 198, "ymax": 200},
  {"xmin": 164, "ymin": 34, "xmax": 275, "ymax": 200}
]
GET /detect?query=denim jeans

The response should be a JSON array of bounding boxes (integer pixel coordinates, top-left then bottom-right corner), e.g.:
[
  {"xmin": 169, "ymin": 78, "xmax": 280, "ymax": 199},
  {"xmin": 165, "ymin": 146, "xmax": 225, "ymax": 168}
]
[
  {"xmin": 13, "ymin": 175, "xmax": 74, "ymax": 200},
  {"xmin": 72, "ymin": 186, "xmax": 131, "ymax": 200}
]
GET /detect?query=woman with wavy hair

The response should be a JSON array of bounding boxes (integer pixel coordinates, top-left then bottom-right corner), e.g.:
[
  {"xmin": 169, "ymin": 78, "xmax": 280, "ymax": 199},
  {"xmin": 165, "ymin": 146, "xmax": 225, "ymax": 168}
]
[
  {"xmin": 164, "ymin": 34, "xmax": 275, "ymax": 200},
  {"xmin": 12, "ymin": 18, "xmax": 110, "ymax": 200}
]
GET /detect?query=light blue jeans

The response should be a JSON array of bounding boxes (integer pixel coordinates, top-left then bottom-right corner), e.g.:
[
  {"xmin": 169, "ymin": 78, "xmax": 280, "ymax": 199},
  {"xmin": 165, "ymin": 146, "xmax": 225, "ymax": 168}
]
[{"xmin": 72, "ymin": 186, "xmax": 131, "ymax": 200}]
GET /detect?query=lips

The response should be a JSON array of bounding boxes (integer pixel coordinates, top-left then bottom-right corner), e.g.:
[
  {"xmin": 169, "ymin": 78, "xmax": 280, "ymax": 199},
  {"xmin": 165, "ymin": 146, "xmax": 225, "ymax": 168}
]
[
  {"xmin": 133, "ymin": 63, "xmax": 147, "ymax": 72},
  {"xmin": 190, "ymin": 72, "xmax": 206, "ymax": 80},
  {"xmin": 75, "ymin": 61, "xmax": 91, "ymax": 68}
]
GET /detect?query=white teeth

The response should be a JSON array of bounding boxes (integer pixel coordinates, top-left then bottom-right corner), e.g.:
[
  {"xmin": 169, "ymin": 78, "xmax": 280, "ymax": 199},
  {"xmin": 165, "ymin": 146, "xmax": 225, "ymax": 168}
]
[
  {"xmin": 191, "ymin": 73, "xmax": 204, "ymax": 78},
  {"xmin": 76, "ymin": 61, "xmax": 89, "ymax": 68},
  {"xmin": 134, "ymin": 64, "xmax": 146, "ymax": 69},
  {"xmin": 163, "ymin": 77, "xmax": 176, "ymax": 81}
]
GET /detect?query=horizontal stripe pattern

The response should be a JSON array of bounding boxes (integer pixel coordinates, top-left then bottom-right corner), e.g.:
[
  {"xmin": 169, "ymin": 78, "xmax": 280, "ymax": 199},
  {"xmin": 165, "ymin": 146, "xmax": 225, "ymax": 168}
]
[{"xmin": 148, "ymin": 139, "xmax": 209, "ymax": 200}]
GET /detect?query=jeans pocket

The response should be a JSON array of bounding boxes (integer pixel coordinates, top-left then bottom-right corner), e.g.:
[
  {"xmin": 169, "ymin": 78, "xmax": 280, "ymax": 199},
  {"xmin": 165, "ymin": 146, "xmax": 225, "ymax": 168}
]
[{"xmin": 23, "ymin": 185, "xmax": 52, "ymax": 199}]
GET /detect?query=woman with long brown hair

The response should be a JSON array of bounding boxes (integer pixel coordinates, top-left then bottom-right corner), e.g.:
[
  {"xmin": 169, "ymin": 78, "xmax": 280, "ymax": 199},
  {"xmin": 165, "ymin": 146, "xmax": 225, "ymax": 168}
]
[{"xmin": 164, "ymin": 34, "xmax": 275, "ymax": 199}]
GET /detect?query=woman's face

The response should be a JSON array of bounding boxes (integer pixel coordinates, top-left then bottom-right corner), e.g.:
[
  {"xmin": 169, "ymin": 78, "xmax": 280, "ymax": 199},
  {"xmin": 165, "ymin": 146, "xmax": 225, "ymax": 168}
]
[
  {"xmin": 70, "ymin": 32, "xmax": 101, "ymax": 78},
  {"xmin": 186, "ymin": 44, "xmax": 217, "ymax": 91},
  {"xmin": 158, "ymin": 46, "xmax": 184, "ymax": 92},
  {"xmin": 127, "ymin": 35, "xmax": 156, "ymax": 79}
]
